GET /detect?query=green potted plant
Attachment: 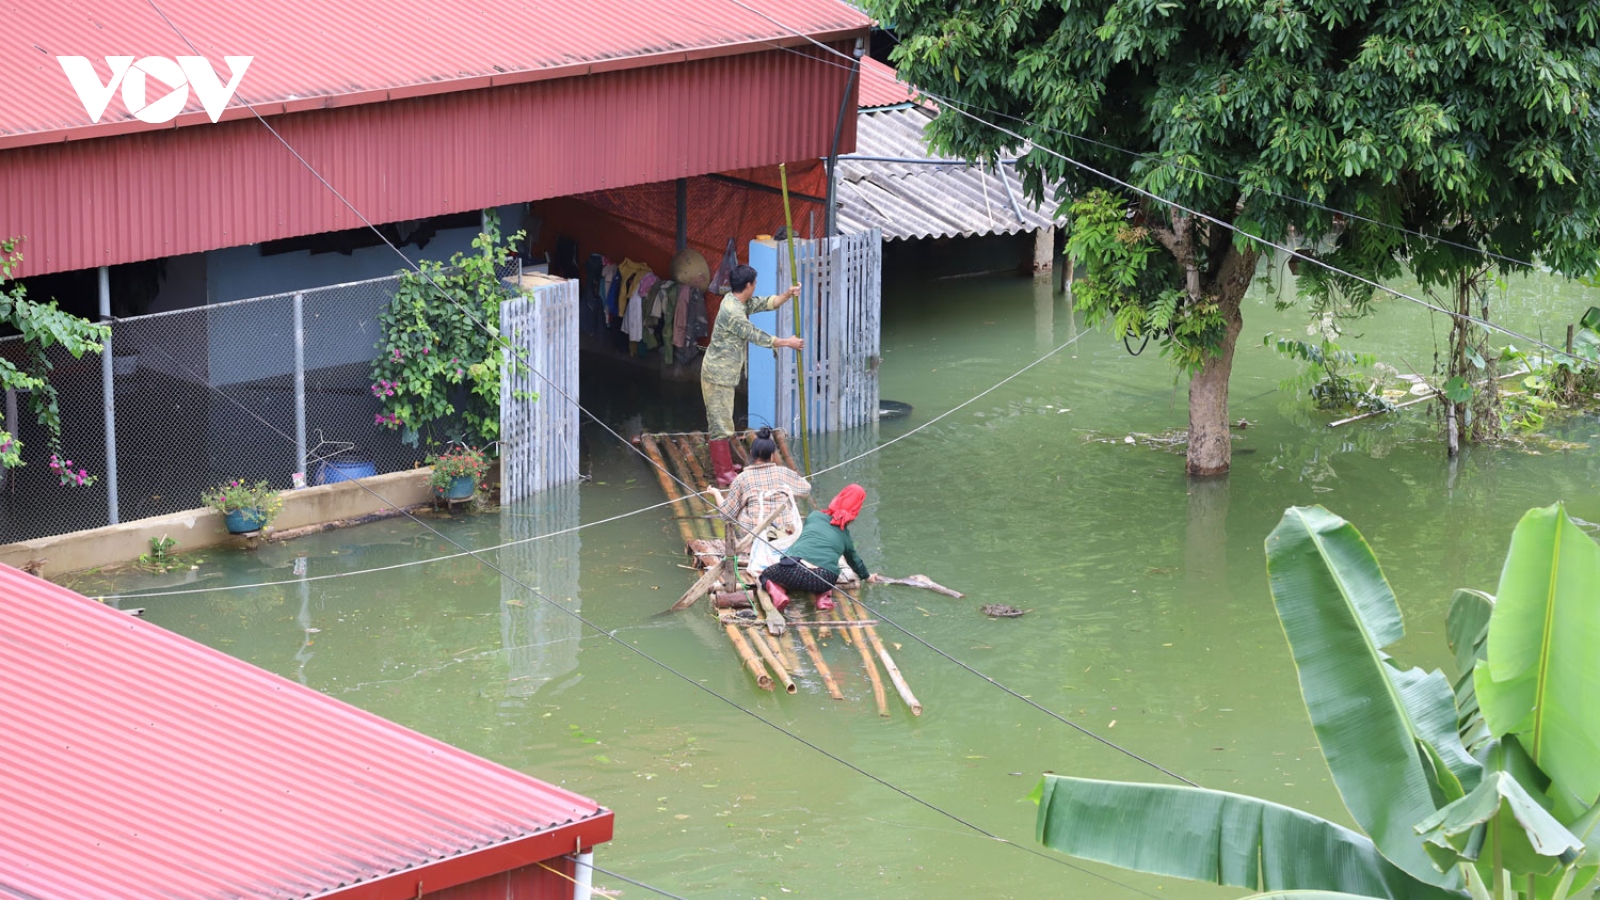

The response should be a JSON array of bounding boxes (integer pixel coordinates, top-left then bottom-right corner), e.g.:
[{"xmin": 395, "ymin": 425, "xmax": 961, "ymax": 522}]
[
  {"xmin": 427, "ymin": 446, "xmax": 491, "ymax": 501},
  {"xmin": 203, "ymin": 479, "xmax": 284, "ymax": 534}
]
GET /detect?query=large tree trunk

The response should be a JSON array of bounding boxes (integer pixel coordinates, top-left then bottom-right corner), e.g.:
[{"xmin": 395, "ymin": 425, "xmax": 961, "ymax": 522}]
[{"xmin": 1185, "ymin": 247, "xmax": 1260, "ymax": 477}]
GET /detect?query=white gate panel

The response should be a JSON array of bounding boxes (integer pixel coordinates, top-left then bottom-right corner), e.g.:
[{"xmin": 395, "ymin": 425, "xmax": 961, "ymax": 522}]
[
  {"xmin": 775, "ymin": 230, "xmax": 882, "ymax": 435},
  {"xmin": 500, "ymin": 277, "xmax": 579, "ymax": 502}
]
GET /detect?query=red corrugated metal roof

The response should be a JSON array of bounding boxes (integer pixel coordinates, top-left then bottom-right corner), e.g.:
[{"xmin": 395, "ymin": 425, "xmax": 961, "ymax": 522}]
[
  {"xmin": 0, "ymin": 564, "xmax": 614, "ymax": 900},
  {"xmin": 857, "ymin": 57, "xmax": 915, "ymax": 109},
  {"xmin": 3, "ymin": 43, "xmax": 859, "ymax": 277},
  {"xmin": 2, "ymin": 0, "xmax": 870, "ymax": 147}
]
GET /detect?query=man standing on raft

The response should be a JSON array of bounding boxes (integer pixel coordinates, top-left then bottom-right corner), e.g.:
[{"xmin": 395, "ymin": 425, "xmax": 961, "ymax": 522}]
[{"xmin": 702, "ymin": 264, "xmax": 803, "ymax": 487}]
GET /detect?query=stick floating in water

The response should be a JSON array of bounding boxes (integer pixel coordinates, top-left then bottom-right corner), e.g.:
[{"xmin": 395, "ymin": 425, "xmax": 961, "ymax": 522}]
[{"xmin": 875, "ymin": 574, "xmax": 964, "ymax": 598}]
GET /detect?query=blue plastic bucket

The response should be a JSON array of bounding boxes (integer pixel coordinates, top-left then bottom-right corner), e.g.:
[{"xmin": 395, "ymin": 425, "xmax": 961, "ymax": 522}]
[{"xmin": 318, "ymin": 458, "xmax": 377, "ymax": 485}]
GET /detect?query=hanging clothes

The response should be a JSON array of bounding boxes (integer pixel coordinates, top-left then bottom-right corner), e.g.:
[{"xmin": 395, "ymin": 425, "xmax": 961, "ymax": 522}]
[
  {"xmin": 672, "ymin": 283, "xmax": 692, "ymax": 349},
  {"xmin": 623, "ymin": 284, "xmax": 645, "ymax": 342},
  {"xmin": 616, "ymin": 259, "xmax": 653, "ymax": 317},
  {"xmin": 708, "ymin": 237, "xmax": 739, "ymax": 295},
  {"xmin": 601, "ymin": 263, "xmax": 621, "ymax": 322}
]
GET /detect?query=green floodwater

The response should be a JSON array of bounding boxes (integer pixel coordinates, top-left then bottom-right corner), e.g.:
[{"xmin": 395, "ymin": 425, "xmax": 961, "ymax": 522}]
[{"xmin": 72, "ymin": 259, "xmax": 1600, "ymax": 900}]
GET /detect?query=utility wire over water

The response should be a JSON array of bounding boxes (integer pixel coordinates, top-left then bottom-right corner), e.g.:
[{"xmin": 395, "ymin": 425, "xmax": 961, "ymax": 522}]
[{"xmin": 124, "ymin": 5, "xmax": 1186, "ymax": 894}]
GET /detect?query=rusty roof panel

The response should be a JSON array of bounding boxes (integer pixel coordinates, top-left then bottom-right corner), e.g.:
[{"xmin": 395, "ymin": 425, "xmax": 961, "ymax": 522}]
[{"xmin": 0, "ymin": 564, "xmax": 614, "ymax": 900}]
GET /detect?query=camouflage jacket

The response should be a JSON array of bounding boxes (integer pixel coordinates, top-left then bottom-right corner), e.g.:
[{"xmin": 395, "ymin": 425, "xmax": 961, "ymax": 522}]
[{"xmin": 701, "ymin": 293, "xmax": 779, "ymax": 386}]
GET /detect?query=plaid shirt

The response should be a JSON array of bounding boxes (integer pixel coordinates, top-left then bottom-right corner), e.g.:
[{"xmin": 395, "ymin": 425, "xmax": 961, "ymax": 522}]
[{"xmin": 719, "ymin": 462, "xmax": 810, "ymax": 537}]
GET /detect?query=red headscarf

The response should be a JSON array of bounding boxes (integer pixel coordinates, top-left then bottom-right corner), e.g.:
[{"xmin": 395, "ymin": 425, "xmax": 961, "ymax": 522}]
[{"xmin": 824, "ymin": 483, "xmax": 866, "ymax": 528}]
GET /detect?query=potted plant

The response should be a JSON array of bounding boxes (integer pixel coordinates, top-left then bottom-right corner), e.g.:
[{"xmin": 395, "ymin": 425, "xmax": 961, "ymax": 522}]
[
  {"xmin": 427, "ymin": 446, "xmax": 491, "ymax": 501},
  {"xmin": 203, "ymin": 479, "xmax": 284, "ymax": 534}
]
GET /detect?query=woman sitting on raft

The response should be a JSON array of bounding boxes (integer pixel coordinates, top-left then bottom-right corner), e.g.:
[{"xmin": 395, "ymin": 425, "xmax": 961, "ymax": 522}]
[
  {"xmin": 759, "ymin": 483, "xmax": 881, "ymax": 611},
  {"xmin": 717, "ymin": 427, "xmax": 810, "ymax": 542}
]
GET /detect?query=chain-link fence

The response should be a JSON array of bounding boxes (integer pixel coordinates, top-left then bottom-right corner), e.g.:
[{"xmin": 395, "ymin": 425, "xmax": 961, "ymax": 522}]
[{"xmin": 0, "ymin": 265, "xmax": 525, "ymax": 544}]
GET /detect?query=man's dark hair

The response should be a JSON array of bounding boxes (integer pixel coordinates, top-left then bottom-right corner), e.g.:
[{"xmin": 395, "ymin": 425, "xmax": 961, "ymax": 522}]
[{"xmin": 729, "ymin": 264, "xmax": 757, "ymax": 293}]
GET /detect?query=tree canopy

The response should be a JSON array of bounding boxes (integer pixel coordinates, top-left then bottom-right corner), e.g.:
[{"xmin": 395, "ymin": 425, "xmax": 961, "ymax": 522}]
[{"xmin": 870, "ymin": 0, "xmax": 1600, "ymax": 472}]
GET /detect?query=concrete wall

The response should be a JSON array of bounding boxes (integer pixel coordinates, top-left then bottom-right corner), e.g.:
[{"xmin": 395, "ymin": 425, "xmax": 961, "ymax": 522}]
[{"xmin": 1, "ymin": 467, "xmax": 439, "ymax": 579}]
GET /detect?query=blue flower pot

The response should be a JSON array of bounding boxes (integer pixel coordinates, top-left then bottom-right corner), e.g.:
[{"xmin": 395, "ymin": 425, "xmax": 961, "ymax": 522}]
[
  {"xmin": 439, "ymin": 475, "xmax": 477, "ymax": 501},
  {"xmin": 318, "ymin": 458, "xmax": 377, "ymax": 485},
  {"xmin": 224, "ymin": 508, "xmax": 265, "ymax": 534}
]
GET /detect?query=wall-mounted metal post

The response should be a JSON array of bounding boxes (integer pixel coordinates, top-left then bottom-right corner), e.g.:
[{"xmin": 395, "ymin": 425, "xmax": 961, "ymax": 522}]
[
  {"xmin": 98, "ymin": 265, "xmax": 119, "ymax": 525},
  {"xmin": 293, "ymin": 291, "xmax": 307, "ymax": 480},
  {"xmin": 675, "ymin": 178, "xmax": 688, "ymax": 252}
]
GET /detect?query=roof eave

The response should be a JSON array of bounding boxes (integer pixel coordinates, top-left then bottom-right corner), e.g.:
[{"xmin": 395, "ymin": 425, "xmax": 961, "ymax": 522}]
[
  {"xmin": 0, "ymin": 25, "xmax": 867, "ymax": 152},
  {"xmin": 311, "ymin": 809, "xmax": 616, "ymax": 900}
]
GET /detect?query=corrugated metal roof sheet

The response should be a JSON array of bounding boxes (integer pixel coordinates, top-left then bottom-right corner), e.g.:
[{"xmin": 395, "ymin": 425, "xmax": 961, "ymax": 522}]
[
  {"xmin": 2, "ymin": 0, "xmax": 870, "ymax": 146},
  {"xmin": 3, "ymin": 42, "xmax": 859, "ymax": 277},
  {"xmin": 0, "ymin": 564, "xmax": 613, "ymax": 900},
  {"xmin": 837, "ymin": 105, "xmax": 1068, "ymax": 241},
  {"xmin": 856, "ymin": 57, "xmax": 914, "ymax": 109}
]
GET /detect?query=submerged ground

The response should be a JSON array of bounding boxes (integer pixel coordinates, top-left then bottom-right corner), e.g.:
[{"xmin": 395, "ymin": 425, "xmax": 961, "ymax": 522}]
[{"xmin": 75, "ymin": 259, "xmax": 1600, "ymax": 899}]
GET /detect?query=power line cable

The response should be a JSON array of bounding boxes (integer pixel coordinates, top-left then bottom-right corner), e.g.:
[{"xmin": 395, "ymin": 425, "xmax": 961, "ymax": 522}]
[
  {"xmin": 133, "ymin": 0, "xmax": 1206, "ymax": 796},
  {"xmin": 722, "ymin": 12, "xmax": 1554, "ymax": 279},
  {"xmin": 126, "ymin": 6, "xmax": 1175, "ymax": 892}
]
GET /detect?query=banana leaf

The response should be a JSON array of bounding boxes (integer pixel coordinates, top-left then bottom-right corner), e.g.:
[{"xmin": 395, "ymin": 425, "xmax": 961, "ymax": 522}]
[
  {"xmin": 1475, "ymin": 503, "xmax": 1600, "ymax": 806},
  {"xmin": 1447, "ymin": 590, "xmax": 1495, "ymax": 753},
  {"xmin": 1415, "ymin": 771, "xmax": 1584, "ymax": 879},
  {"xmin": 1035, "ymin": 776, "xmax": 1466, "ymax": 900},
  {"xmin": 1265, "ymin": 507, "xmax": 1462, "ymax": 888},
  {"xmin": 1245, "ymin": 895, "xmax": 1419, "ymax": 900},
  {"xmin": 1389, "ymin": 663, "xmax": 1482, "ymax": 798},
  {"xmin": 1447, "ymin": 589, "xmax": 1494, "ymax": 674}
]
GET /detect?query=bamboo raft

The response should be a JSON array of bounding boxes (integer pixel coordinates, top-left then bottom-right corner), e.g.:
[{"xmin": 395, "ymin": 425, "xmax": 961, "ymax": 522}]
[{"xmin": 638, "ymin": 429, "xmax": 921, "ymax": 716}]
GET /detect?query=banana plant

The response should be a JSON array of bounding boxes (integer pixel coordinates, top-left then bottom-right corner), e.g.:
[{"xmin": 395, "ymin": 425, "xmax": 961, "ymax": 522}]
[{"xmin": 1033, "ymin": 504, "xmax": 1600, "ymax": 900}]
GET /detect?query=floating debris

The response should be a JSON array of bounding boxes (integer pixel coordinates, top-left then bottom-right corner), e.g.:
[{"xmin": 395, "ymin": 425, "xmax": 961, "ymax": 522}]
[{"xmin": 981, "ymin": 604, "xmax": 1028, "ymax": 618}]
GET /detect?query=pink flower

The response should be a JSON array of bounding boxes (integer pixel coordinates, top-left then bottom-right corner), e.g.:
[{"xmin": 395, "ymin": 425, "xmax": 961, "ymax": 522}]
[{"xmin": 421, "ymin": 347, "xmax": 430, "ymax": 355}]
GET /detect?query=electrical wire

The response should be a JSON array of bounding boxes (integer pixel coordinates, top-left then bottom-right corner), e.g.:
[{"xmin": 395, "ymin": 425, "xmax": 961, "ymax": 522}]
[
  {"xmin": 717, "ymin": 11, "xmax": 1553, "ymax": 275},
  {"xmin": 127, "ymin": 6, "xmax": 1175, "ymax": 893},
  {"xmin": 135, "ymin": 0, "xmax": 1207, "ymax": 799}
]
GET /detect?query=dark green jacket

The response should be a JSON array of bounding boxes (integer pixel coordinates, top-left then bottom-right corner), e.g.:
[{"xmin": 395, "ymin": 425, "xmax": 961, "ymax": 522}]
[{"xmin": 784, "ymin": 510, "xmax": 870, "ymax": 580}]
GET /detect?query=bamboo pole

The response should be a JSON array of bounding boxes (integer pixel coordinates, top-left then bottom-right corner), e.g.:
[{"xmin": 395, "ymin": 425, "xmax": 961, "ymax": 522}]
[
  {"xmin": 639, "ymin": 436, "xmax": 698, "ymax": 549},
  {"xmin": 775, "ymin": 625, "xmax": 803, "ymax": 672},
  {"xmin": 847, "ymin": 597, "xmax": 922, "ymax": 717},
  {"xmin": 839, "ymin": 599, "xmax": 887, "ymax": 716},
  {"xmin": 671, "ymin": 565, "xmax": 723, "ymax": 612},
  {"xmin": 779, "ymin": 163, "xmax": 812, "ymax": 476},
  {"xmin": 747, "ymin": 628, "xmax": 798, "ymax": 694},
  {"xmin": 725, "ymin": 624, "xmax": 774, "ymax": 691},
  {"xmin": 720, "ymin": 617, "xmax": 878, "ymax": 627},
  {"xmin": 657, "ymin": 439, "xmax": 714, "ymax": 539},
  {"xmin": 830, "ymin": 601, "xmax": 851, "ymax": 645},
  {"xmin": 678, "ymin": 434, "xmax": 712, "ymax": 488},
  {"xmin": 797, "ymin": 622, "xmax": 845, "ymax": 700}
]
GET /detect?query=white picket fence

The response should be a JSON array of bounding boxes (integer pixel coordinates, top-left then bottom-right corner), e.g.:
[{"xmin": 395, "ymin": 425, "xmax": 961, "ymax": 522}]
[
  {"xmin": 499, "ymin": 277, "xmax": 580, "ymax": 503},
  {"xmin": 774, "ymin": 230, "xmax": 883, "ymax": 434}
]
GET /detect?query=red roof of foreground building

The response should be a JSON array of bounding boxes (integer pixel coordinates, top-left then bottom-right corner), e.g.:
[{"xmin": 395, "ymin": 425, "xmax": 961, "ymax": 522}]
[
  {"xmin": 3, "ymin": 0, "xmax": 870, "ymax": 147},
  {"xmin": 0, "ymin": 564, "xmax": 613, "ymax": 900}
]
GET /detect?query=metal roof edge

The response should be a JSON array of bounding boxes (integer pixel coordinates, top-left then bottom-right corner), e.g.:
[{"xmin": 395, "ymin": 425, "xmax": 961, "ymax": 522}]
[
  {"xmin": 310, "ymin": 810, "xmax": 616, "ymax": 900},
  {"xmin": 0, "ymin": 26, "xmax": 868, "ymax": 152}
]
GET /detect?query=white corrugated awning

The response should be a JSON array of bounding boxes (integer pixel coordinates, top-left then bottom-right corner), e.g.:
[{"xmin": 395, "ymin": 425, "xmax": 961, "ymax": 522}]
[{"xmin": 836, "ymin": 105, "xmax": 1069, "ymax": 241}]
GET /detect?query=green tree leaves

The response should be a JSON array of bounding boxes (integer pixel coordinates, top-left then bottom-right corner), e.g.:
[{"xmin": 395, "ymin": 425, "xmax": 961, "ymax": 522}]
[
  {"xmin": 0, "ymin": 237, "xmax": 110, "ymax": 473},
  {"xmin": 368, "ymin": 214, "xmax": 526, "ymax": 450}
]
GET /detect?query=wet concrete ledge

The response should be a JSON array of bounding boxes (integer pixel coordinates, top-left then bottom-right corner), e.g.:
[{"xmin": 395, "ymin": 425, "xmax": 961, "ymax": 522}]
[{"xmin": 2, "ymin": 468, "xmax": 437, "ymax": 579}]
